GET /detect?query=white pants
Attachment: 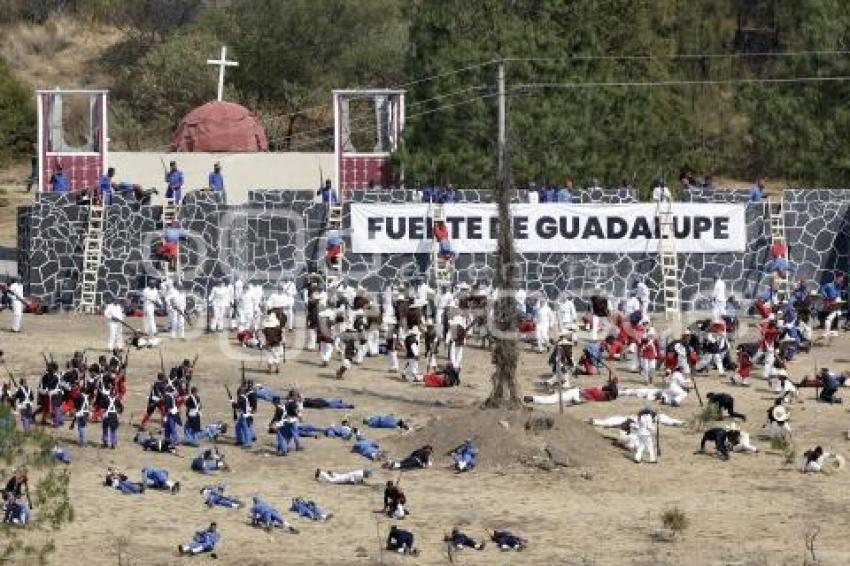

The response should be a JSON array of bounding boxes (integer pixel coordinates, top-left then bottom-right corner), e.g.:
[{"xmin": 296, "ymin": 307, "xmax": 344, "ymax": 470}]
[
  {"xmin": 634, "ymin": 433, "xmax": 656, "ymax": 463},
  {"xmin": 764, "ymin": 421, "xmax": 792, "ymax": 437},
  {"xmin": 620, "ymin": 388, "xmax": 661, "ymax": 400},
  {"xmin": 354, "ymin": 343, "xmax": 366, "ymax": 364},
  {"xmin": 712, "ymin": 300, "xmax": 726, "ymax": 321},
  {"xmin": 318, "ymin": 470, "xmax": 366, "ymax": 484},
  {"xmin": 591, "ymin": 414, "xmax": 684, "ymax": 428},
  {"xmin": 319, "ymin": 342, "xmax": 334, "ymax": 364},
  {"xmin": 639, "ymin": 358, "xmax": 655, "ymax": 384},
  {"xmin": 165, "ymin": 306, "xmax": 173, "ymax": 331},
  {"xmin": 170, "ymin": 311, "xmax": 185, "ymax": 339},
  {"xmin": 11, "ymin": 302, "xmax": 22, "ymax": 332},
  {"xmin": 825, "ymin": 310, "xmax": 841, "ymax": 334},
  {"xmin": 695, "ymin": 353, "xmax": 724, "ymax": 374},
  {"xmin": 801, "ymin": 455, "xmax": 827, "ymax": 473},
  {"xmin": 306, "ymin": 329, "xmax": 317, "ymax": 350},
  {"xmin": 143, "ymin": 305, "xmax": 157, "ymax": 336},
  {"xmin": 450, "ymin": 344, "xmax": 464, "ymax": 369},
  {"xmin": 284, "ymin": 306, "xmax": 294, "ymax": 331},
  {"xmin": 211, "ymin": 304, "xmax": 227, "ymax": 331},
  {"xmin": 387, "ymin": 351, "xmax": 399, "ymax": 371},
  {"xmin": 662, "ymin": 386, "xmax": 688, "ymax": 406},
  {"xmin": 591, "ymin": 315, "xmax": 603, "ymax": 340},
  {"xmin": 628, "ymin": 344, "xmax": 639, "ymax": 371},
  {"xmin": 266, "ymin": 345, "xmax": 283, "ymax": 367},
  {"xmin": 107, "ymin": 321, "xmax": 123, "ymax": 350},
  {"xmin": 733, "ymin": 432, "xmax": 758, "ymax": 453},
  {"xmin": 367, "ymin": 330, "xmax": 380, "ymax": 356},
  {"xmin": 763, "ymin": 350, "xmax": 775, "ymax": 380},
  {"xmin": 404, "ymin": 359, "xmax": 420, "ymax": 382},
  {"xmin": 530, "ymin": 388, "xmax": 582, "ymax": 405},
  {"xmin": 535, "ymin": 326, "xmax": 549, "ymax": 351}
]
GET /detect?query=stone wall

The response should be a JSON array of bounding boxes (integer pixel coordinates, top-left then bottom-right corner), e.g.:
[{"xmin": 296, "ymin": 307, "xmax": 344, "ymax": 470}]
[{"xmin": 16, "ymin": 188, "xmax": 850, "ymax": 312}]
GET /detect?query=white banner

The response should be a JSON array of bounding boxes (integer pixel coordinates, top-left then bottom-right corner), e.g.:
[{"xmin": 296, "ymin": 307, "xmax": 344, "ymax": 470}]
[{"xmin": 350, "ymin": 202, "xmax": 746, "ymax": 254}]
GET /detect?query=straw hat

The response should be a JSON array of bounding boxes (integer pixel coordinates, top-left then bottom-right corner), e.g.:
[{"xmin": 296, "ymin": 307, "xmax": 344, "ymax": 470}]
[{"xmin": 771, "ymin": 405, "xmax": 790, "ymax": 423}]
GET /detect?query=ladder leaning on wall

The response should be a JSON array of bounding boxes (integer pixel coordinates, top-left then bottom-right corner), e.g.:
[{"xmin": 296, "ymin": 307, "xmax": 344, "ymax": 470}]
[
  {"xmin": 767, "ymin": 196, "xmax": 790, "ymax": 302},
  {"xmin": 657, "ymin": 199, "xmax": 681, "ymax": 320},
  {"xmin": 77, "ymin": 202, "xmax": 106, "ymax": 314},
  {"xmin": 429, "ymin": 201, "xmax": 454, "ymax": 289},
  {"xmin": 322, "ymin": 191, "xmax": 346, "ymax": 291}
]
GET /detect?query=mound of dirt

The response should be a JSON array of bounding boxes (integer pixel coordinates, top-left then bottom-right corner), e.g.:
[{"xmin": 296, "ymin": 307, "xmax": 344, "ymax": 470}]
[{"xmin": 383, "ymin": 408, "xmax": 615, "ymax": 470}]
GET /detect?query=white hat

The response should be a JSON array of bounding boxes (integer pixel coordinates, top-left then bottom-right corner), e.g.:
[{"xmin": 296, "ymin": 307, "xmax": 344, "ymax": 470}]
[{"xmin": 771, "ymin": 405, "xmax": 790, "ymax": 423}]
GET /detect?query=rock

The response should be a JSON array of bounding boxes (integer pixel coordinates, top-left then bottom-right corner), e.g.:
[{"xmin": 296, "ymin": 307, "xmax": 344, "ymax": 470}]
[
  {"xmin": 526, "ymin": 415, "xmax": 554, "ymax": 432},
  {"xmin": 354, "ymin": 546, "xmax": 368, "ymax": 557},
  {"xmin": 499, "ymin": 420, "xmax": 510, "ymax": 430},
  {"xmin": 545, "ymin": 444, "xmax": 573, "ymax": 467}
]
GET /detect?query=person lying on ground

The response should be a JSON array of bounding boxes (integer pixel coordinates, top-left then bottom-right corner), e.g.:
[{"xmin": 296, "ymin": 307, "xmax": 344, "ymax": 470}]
[
  {"xmin": 191, "ymin": 447, "xmax": 229, "ymax": 474},
  {"xmin": 142, "ymin": 467, "xmax": 181, "ymax": 493},
  {"xmin": 588, "ymin": 414, "xmax": 685, "ymax": 428},
  {"xmin": 133, "ymin": 431, "xmax": 179, "ymax": 454},
  {"xmin": 315, "ymin": 468, "xmax": 372, "ymax": 485},
  {"xmin": 200, "ymin": 485, "xmax": 242, "ymax": 509},
  {"xmin": 387, "ymin": 525, "xmax": 418, "ymax": 555},
  {"xmin": 178, "ymin": 522, "xmax": 219, "ymax": 557},
  {"xmin": 249, "ymin": 497, "xmax": 298, "ymax": 533},
  {"xmin": 445, "ymin": 527, "xmax": 485, "ymax": 550},
  {"xmin": 290, "ymin": 497, "xmax": 332, "ymax": 521},
  {"xmin": 384, "ymin": 445, "xmax": 434, "ymax": 470},
  {"xmin": 489, "ymin": 529, "xmax": 527, "ymax": 551},
  {"xmin": 303, "ymin": 397, "xmax": 354, "ymax": 410},
  {"xmin": 800, "ymin": 446, "xmax": 839, "ymax": 473},
  {"xmin": 352, "ymin": 436, "xmax": 384, "ymax": 460},
  {"xmin": 364, "ymin": 415, "xmax": 410, "ymax": 430},
  {"xmin": 103, "ymin": 467, "xmax": 145, "ymax": 495},
  {"xmin": 450, "ymin": 439, "xmax": 477, "ymax": 472}
]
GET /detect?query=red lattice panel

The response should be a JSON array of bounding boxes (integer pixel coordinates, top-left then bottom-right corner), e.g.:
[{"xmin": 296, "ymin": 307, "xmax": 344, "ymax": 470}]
[
  {"xmin": 340, "ymin": 155, "xmax": 397, "ymax": 192},
  {"xmin": 43, "ymin": 155, "xmax": 103, "ymax": 193}
]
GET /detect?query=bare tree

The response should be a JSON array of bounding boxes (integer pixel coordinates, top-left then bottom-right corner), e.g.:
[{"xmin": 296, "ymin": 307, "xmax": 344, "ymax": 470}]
[{"xmin": 484, "ymin": 132, "xmax": 520, "ymax": 409}]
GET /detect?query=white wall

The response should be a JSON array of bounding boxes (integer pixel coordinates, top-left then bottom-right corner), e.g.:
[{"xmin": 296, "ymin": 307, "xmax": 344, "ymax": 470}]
[{"xmin": 108, "ymin": 152, "xmax": 335, "ymax": 204}]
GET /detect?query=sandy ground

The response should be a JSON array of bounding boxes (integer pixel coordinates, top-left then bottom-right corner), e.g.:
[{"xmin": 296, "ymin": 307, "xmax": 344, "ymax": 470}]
[{"xmin": 2, "ymin": 311, "xmax": 850, "ymax": 566}]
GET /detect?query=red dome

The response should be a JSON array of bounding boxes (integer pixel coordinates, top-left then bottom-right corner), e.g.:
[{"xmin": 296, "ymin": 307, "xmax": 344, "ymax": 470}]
[{"xmin": 171, "ymin": 101, "xmax": 268, "ymax": 152}]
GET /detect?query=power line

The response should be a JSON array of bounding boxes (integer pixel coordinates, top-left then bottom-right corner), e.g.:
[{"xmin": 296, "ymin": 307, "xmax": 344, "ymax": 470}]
[
  {"xmin": 513, "ymin": 75, "xmax": 850, "ymax": 89},
  {"xmin": 504, "ymin": 49, "xmax": 850, "ymax": 63}
]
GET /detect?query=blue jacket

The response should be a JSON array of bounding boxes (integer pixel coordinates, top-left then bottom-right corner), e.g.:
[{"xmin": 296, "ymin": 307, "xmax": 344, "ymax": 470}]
[
  {"xmin": 166, "ymin": 169, "xmax": 184, "ymax": 189},
  {"xmin": 50, "ymin": 173, "xmax": 70, "ymax": 193},
  {"xmin": 822, "ymin": 282, "xmax": 840, "ymax": 301},
  {"xmin": 208, "ymin": 171, "xmax": 224, "ymax": 192},
  {"xmin": 193, "ymin": 528, "xmax": 220, "ymax": 549}
]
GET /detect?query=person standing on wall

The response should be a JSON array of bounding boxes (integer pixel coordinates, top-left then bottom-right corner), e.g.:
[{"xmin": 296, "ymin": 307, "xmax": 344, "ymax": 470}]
[
  {"xmin": 208, "ymin": 162, "xmax": 225, "ymax": 203},
  {"xmin": 165, "ymin": 161, "xmax": 184, "ymax": 205}
]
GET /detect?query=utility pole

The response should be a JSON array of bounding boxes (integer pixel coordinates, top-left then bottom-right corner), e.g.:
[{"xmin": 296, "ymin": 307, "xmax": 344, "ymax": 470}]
[{"xmin": 497, "ymin": 60, "xmax": 506, "ymax": 179}]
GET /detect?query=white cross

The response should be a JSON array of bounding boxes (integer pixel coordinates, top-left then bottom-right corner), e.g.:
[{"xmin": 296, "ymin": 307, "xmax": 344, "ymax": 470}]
[{"xmin": 207, "ymin": 46, "xmax": 239, "ymax": 102}]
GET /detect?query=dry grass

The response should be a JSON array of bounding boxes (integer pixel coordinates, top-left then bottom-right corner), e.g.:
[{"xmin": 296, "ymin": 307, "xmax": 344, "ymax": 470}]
[{"xmin": 0, "ymin": 15, "xmax": 121, "ymax": 90}]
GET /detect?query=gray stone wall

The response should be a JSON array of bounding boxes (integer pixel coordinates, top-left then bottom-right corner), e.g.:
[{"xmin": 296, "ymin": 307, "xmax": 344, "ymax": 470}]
[{"xmin": 16, "ymin": 188, "xmax": 850, "ymax": 312}]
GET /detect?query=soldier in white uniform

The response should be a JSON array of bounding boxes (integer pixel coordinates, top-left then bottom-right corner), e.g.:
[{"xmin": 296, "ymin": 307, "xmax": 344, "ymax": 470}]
[
  {"xmin": 141, "ymin": 280, "xmax": 162, "ymax": 336},
  {"xmin": 208, "ymin": 279, "xmax": 230, "ymax": 332},
  {"xmin": 7, "ymin": 277, "xmax": 25, "ymax": 333},
  {"xmin": 633, "ymin": 411, "xmax": 657, "ymax": 464},
  {"xmin": 168, "ymin": 283, "xmax": 187, "ymax": 340},
  {"xmin": 712, "ymin": 276, "xmax": 727, "ymax": 320},
  {"xmin": 533, "ymin": 298, "xmax": 555, "ymax": 353},
  {"xmin": 281, "ymin": 275, "xmax": 297, "ymax": 331},
  {"xmin": 232, "ymin": 278, "xmax": 244, "ymax": 329},
  {"xmin": 160, "ymin": 278, "xmax": 174, "ymax": 331},
  {"xmin": 634, "ymin": 279, "xmax": 650, "ymax": 319},
  {"xmin": 556, "ymin": 295, "xmax": 577, "ymax": 333},
  {"xmin": 104, "ymin": 296, "xmax": 125, "ymax": 350}
]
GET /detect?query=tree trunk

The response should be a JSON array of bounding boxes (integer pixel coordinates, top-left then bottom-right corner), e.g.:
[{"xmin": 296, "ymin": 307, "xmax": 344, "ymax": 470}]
[{"xmin": 484, "ymin": 134, "xmax": 520, "ymax": 409}]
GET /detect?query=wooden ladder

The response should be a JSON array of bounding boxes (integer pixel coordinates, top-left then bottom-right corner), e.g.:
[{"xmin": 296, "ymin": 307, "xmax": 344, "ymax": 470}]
[
  {"xmin": 77, "ymin": 203, "xmax": 106, "ymax": 313},
  {"xmin": 767, "ymin": 196, "xmax": 790, "ymax": 301},
  {"xmin": 657, "ymin": 201, "xmax": 681, "ymax": 320},
  {"xmin": 430, "ymin": 202, "xmax": 454, "ymax": 288}
]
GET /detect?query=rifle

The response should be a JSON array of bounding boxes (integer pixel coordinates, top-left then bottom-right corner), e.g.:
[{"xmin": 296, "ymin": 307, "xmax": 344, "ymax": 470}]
[
  {"xmin": 159, "ymin": 350, "xmax": 165, "ymax": 375},
  {"xmin": 0, "ymin": 360, "xmax": 18, "ymax": 388},
  {"xmin": 224, "ymin": 384, "xmax": 237, "ymax": 421},
  {"xmin": 655, "ymin": 414, "xmax": 662, "ymax": 458},
  {"xmin": 814, "ymin": 357, "xmax": 818, "ymax": 401},
  {"xmin": 240, "ymin": 362, "xmax": 246, "ymax": 386},
  {"xmin": 25, "ymin": 485, "xmax": 34, "ymax": 510},
  {"xmin": 40, "ymin": 352, "xmax": 50, "ymax": 371},
  {"xmin": 691, "ymin": 374, "xmax": 704, "ymax": 407}
]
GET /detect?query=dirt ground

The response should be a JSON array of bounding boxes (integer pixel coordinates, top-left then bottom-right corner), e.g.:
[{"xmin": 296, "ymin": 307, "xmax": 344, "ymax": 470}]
[{"xmin": 2, "ymin": 311, "xmax": 850, "ymax": 566}]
